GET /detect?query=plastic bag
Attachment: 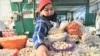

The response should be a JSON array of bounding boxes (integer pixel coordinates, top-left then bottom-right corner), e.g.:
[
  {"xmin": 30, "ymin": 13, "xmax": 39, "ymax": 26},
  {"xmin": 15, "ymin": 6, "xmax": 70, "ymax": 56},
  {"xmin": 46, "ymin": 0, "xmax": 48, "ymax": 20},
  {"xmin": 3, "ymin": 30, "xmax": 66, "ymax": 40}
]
[{"xmin": 66, "ymin": 21, "xmax": 82, "ymax": 37}]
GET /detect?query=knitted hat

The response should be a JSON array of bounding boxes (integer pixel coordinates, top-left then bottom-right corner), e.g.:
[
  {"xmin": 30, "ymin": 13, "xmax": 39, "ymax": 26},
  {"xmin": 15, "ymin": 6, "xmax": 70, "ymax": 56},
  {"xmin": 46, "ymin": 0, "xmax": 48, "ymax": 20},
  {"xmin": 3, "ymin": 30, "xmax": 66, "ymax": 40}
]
[{"xmin": 37, "ymin": 0, "xmax": 52, "ymax": 12}]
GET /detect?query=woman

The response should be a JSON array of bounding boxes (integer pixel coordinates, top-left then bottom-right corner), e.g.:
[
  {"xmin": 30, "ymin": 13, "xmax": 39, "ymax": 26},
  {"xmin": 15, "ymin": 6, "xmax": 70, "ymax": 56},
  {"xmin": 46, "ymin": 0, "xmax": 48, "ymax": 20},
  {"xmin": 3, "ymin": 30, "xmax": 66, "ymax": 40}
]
[
  {"xmin": 95, "ymin": 10, "xmax": 100, "ymax": 37},
  {"xmin": 32, "ymin": 0, "xmax": 59, "ymax": 56}
]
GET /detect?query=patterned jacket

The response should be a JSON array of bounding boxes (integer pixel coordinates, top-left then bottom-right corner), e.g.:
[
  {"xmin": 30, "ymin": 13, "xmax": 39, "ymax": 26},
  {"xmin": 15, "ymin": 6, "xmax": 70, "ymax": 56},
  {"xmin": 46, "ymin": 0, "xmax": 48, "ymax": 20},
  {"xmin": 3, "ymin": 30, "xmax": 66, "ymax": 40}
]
[{"xmin": 32, "ymin": 16, "xmax": 53, "ymax": 49}]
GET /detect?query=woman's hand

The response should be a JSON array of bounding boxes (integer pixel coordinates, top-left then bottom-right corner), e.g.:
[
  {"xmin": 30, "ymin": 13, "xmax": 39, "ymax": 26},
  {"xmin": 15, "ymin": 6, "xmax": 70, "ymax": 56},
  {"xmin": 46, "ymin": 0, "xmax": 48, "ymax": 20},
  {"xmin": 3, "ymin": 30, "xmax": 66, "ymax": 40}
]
[{"xmin": 36, "ymin": 45, "xmax": 50, "ymax": 56}]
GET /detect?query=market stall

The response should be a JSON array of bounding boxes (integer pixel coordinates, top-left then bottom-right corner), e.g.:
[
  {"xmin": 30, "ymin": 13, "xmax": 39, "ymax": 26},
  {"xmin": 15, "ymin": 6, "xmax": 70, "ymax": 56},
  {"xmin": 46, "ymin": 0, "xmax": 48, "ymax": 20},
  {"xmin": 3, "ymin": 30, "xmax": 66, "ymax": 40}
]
[{"xmin": 0, "ymin": 21, "xmax": 100, "ymax": 56}]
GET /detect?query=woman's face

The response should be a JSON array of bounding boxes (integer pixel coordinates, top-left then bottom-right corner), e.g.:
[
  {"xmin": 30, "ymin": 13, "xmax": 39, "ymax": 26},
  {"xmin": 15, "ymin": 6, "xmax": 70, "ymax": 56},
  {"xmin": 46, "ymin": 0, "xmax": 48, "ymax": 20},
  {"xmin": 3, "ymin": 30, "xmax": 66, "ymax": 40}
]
[{"xmin": 40, "ymin": 4, "xmax": 54, "ymax": 16}]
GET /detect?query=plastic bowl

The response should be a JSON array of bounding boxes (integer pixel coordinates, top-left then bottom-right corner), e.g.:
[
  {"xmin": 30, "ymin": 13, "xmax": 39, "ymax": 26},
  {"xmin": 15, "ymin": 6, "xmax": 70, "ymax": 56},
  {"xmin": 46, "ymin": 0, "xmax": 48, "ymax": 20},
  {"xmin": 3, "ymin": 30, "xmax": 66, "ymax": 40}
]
[
  {"xmin": 50, "ymin": 41, "xmax": 75, "ymax": 52},
  {"xmin": 0, "ymin": 35, "xmax": 27, "ymax": 50}
]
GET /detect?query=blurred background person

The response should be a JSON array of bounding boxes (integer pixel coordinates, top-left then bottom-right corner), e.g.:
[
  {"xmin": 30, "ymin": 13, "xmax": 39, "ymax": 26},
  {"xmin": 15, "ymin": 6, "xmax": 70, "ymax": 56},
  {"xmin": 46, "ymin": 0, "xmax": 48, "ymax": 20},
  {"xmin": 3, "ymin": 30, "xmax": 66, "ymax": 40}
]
[
  {"xmin": 0, "ymin": 20, "xmax": 5, "ymax": 37},
  {"xmin": 95, "ymin": 10, "xmax": 100, "ymax": 37}
]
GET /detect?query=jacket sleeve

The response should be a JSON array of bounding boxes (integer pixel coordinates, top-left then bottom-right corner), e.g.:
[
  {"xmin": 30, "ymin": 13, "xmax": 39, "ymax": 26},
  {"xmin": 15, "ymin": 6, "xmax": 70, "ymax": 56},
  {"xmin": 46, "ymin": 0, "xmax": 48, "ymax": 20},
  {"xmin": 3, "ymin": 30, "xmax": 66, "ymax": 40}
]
[{"xmin": 32, "ymin": 21, "xmax": 48, "ymax": 49}]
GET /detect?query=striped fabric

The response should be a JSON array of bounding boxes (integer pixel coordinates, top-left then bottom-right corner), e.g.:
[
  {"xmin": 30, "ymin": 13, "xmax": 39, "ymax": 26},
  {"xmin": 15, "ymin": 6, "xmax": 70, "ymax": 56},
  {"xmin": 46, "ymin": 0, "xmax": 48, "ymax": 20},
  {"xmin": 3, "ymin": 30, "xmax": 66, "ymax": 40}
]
[{"xmin": 32, "ymin": 16, "xmax": 53, "ymax": 48}]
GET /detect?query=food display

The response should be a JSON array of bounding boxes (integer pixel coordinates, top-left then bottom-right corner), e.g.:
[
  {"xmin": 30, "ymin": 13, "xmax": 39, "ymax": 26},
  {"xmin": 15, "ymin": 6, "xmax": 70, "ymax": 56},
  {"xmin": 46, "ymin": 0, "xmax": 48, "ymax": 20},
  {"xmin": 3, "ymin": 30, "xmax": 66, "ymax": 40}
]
[
  {"xmin": 48, "ymin": 32, "xmax": 67, "ymax": 42},
  {"xmin": 52, "ymin": 52, "xmax": 62, "ymax": 56},
  {"xmin": 0, "ymin": 28, "xmax": 100, "ymax": 56},
  {"xmin": 79, "ymin": 52, "xmax": 100, "ymax": 56},
  {"xmin": 51, "ymin": 41, "xmax": 75, "ymax": 51},
  {"xmin": 18, "ymin": 47, "xmax": 36, "ymax": 56},
  {"xmin": 52, "ymin": 41, "xmax": 72, "ymax": 49},
  {"xmin": 0, "ymin": 49, "xmax": 18, "ymax": 56},
  {"xmin": 62, "ymin": 51, "xmax": 79, "ymax": 56},
  {"xmin": 48, "ymin": 27, "xmax": 67, "ymax": 42},
  {"xmin": 50, "ymin": 51, "xmax": 79, "ymax": 56},
  {"xmin": 48, "ymin": 28, "xmax": 63, "ymax": 35},
  {"xmin": 67, "ymin": 35, "xmax": 80, "ymax": 42}
]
